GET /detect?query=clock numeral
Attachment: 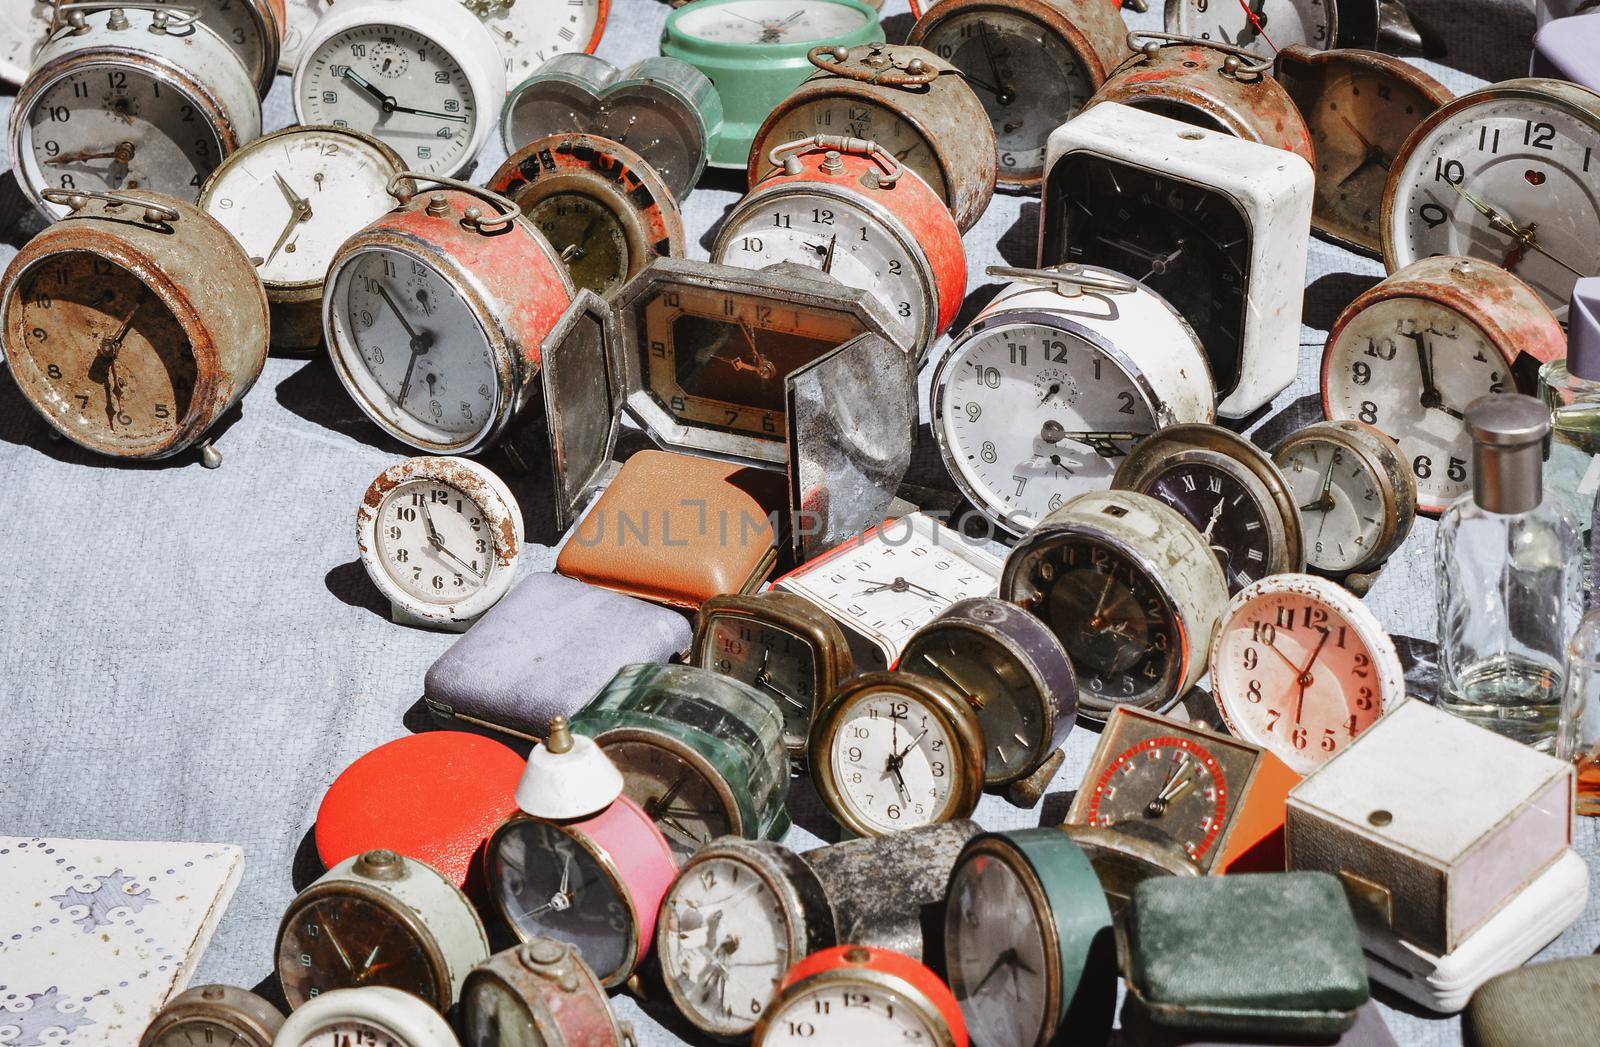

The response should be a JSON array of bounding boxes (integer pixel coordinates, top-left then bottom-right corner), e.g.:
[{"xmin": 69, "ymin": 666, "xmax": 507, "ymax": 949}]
[
  {"xmin": 1523, "ymin": 120, "xmax": 1556, "ymax": 150},
  {"xmin": 1418, "ymin": 203, "xmax": 1450, "ymax": 229},
  {"xmin": 1433, "ymin": 158, "xmax": 1464, "ymax": 185},
  {"xmin": 1477, "ymin": 126, "xmax": 1501, "ymax": 153}
]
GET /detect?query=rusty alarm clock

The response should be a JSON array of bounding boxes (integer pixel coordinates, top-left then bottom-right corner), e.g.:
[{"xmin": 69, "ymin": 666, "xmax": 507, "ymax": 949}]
[
  {"xmin": 323, "ymin": 174, "xmax": 578, "ymax": 455},
  {"xmin": 713, "ymin": 136, "xmax": 967, "ymax": 359},
  {"xmin": 748, "ymin": 43, "xmax": 997, "ymax": 233},
  {"xmin": 0, "ymin": 188, "xmax": 269, "ymax": 467},
  {"xmin": 486, "ymin": 132, "xmax": 686, "ymax": 299},
  {"xmin": 1090, "ymin": 32, "xmax": 1315, "ymax": 168}
]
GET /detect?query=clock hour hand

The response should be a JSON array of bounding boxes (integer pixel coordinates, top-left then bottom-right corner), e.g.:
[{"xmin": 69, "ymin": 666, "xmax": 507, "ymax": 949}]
[
  {"xmin": 376, "ymin": 283, "xmax": 434, "ymax": 406},
  {"xmin": 1404, "ymin": 330, "xmax": 1464, "ymax": 419},
  {"xmin": 1439, "ymin": 179, "xmax": 1579, "ymax": 277},
  {"xmin": 340, "ymin": 66, "xmax": 397, "ymax": 114},
  {"xmin": 44, "ymin": 141, "xmax": 135, "ymax": 166}
]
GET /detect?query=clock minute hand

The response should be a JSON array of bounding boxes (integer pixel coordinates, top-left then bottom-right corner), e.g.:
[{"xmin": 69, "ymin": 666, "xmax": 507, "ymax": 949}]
[{"xmin": 386, "ymin": 100, "xmax": 470, "ymax": 123}]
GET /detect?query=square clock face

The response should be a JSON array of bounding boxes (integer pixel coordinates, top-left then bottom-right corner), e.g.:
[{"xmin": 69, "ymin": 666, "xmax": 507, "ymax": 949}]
[{"xmin": 1041, "ymin": 152, "xmax": 1252, "ymax": 399}]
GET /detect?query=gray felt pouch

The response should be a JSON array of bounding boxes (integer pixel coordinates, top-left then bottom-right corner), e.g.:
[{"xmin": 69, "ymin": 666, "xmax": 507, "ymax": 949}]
[{"xmin": 423, "ymin": 571, "xmax": 692, "ymax": 740}]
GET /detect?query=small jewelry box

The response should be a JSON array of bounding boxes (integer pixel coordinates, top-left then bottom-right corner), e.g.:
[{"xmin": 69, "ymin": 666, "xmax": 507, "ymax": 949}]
[
  {"xmin": 1286, "ymin": 700, "xmax": 1573, "ymax": 956},
  {"xmin": 1465, "ymin": 954, "xmax": 1600, "ymax": 1047},
  {"xmin": 423, "ymin": 571, "xmax": 692, "ymax": 741},
  {"xmin": 1123, "ymin": 872, "xmax": 1369, "ymax": 1039}
]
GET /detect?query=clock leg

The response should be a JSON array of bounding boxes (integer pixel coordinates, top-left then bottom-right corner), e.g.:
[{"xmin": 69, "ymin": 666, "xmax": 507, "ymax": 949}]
[
  {"xmin": 1003, "ymin": 747, "xmax": 1066, "ymax": 809},
  {"xmin": 198, "ymin": 440, "xmax": 222, "ymax": 470}
]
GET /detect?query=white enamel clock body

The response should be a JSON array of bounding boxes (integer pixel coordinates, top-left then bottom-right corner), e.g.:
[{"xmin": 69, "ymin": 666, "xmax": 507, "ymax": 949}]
[
  {"xmin": 466, "ymin": 0, "xmax": 608, "ymax": 83},
  {"xmin": 292, "ymin": 0, "xmax": 506, "ymax": 178},
  {"xmin": 931, "ymin": 265, "xmax": 1216, "ymax": 536}
]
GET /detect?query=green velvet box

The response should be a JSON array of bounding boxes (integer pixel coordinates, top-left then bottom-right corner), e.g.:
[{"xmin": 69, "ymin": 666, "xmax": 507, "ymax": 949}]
[
  {"xmin": 1124, "ymin": 872, "xmax": 1370, "ymax": 1038},
  {"xmin": 1464, "ymin": 957, "xmax": 1600, "ymax": 1047}
]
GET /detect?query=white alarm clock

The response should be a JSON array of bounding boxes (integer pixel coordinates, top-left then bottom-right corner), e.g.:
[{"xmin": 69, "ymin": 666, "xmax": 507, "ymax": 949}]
[
  {"xmin": 292, "ymin": 0, "xmax": 506, "ymax": 178},
  {"xmin": 272, "ymin": 987, "xmax": 458, "ymax": 1046},
  {"xmin": 1038, "ymin": 102, "xmax": 1314, "ymax": 419}
]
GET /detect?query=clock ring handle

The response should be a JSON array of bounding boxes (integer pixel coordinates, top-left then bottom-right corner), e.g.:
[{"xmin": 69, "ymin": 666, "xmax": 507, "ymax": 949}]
[
  {"xmin": 52, "ymin": 2, "xmax": 202, "ymax": 38},
  {"xmin": 1123, "ymin": 30, "xmax": 1276, "ymax": 81},
  {"xmin": 387, "ymin": 172, "xmax": 520, "ymax": 235},
  {"xmin": 807, "ymin": 44, "xmax": 942, "ymax": 88},
  {"xmin": 41, "ymin": 187, "xmax": 182, "ymax": 226},
  {"xmin": 987, "ymin": 264, "xmax": 1138, "ymax": 298},
  {"xmin": 767, "ymin": 135, "xmax": 903, "ymax": 189}
]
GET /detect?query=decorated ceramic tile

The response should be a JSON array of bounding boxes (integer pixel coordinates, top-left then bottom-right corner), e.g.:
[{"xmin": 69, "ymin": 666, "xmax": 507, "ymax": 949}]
[{"xmin": 0, "ymin": 838, "xmax": 244, "ymax": 1046}]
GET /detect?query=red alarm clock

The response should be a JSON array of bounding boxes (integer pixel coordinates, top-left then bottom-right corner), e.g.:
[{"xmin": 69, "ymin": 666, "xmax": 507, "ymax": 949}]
[
  {"xmin": 316, "ymin": 732, "xmax": 524, "ymax": 895},
  {"xmin": 757, "ymin": 945, "xmax": 970, "ymax": 1046}
]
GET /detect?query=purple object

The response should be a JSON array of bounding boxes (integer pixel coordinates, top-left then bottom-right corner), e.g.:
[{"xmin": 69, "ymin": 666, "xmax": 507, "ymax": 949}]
[
  {"xmin": 1532, "ymin": 15, "xmax": 1600, "ymax": 86},
  {"xmin": 1570, "ymin": 278, "xmax": 1600, "ymax": 381}
]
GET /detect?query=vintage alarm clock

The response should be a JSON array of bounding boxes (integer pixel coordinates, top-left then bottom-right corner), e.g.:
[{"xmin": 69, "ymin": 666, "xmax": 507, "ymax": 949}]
[
  {"xmin": 906, "ymin": 0, "xmax": 1127, "ymax": 185},
  {"xmin": 930, "ymin": 264, "xmax": 1216, "ymax": 537},
  {"xmin": 487, "ymin": 133, "xmax": 685, "ymax": 299},
  {"xmin": 460, "ymin": 939, "xmax": 633, "ymax": 1047},
  {"xmin": 1320, "ymin": 256, "xmax": 1566, "ymax": 515},
  {"xmin": 1090, "ymin": 33, "xmax": 1315, "ymax": 165},
  {"xmin": 460, "ymin": 0, "xmax": 608, "ymax": 85},
  {"xmin": 660, "ymin": 0, "xmax": 885, "ymax": 170},
  {"xmin": 0, "ymin": 0, "xmax": 56, "ymax": 85},
  {"xmin": 1113, "ymin": 423, "xmax": 1305, "ymax": 594},
  {"xmin": 747, "ymin": 43, "xmax": 996, "ymax": 232},
  {"xmin": 292, "ymin": 0, "xmax": 506, "ymax": 179},
  {"xmin": 691, "ymin": 590, "xmax": 855, "ymax": 757},
  {"xmin": 1040, "ymin": 102, "xmax": 1314, "ymax": 418},
  {"xmin": 944, "ymin": 829, "xmax": 1115, "ymax": 1047},
  {"xmin": 1384, "ymin": 77, "xmax": 1600, "ymax": 318},
  {"xmin": 774, "ymin": 512, "xmax": 1005, "ymax": 672},
  {"xmin": 1272, "ymin": 420, "xmax": 1417, "ymax": 579},
  {"xmin": 156, "ymin": 0, "xmax": 285, "ymax": 98},
  {"xmin": 272, "ymin": 987, "xmax": 458, "ymax": 1047},
  {"xmin": 199, "ymin": 125, "xmax": 409, "ymax": 350},
  {"xmin": 486, "ymin": 794, "xmax": 677, "ymax": 987},
  {"xmin": 323, "ymin": 175, "xmax": 576, "ymax": 455},
  {"xmin": 9, "ymin": 5, "xmax": 262, "ymax": 220},
  {"xmin": 500, "ymin": 54, "xmax": 723, "ymax": 201},
  {"xmin": 1066, "ymin": 705, "xmax": 1302, "ymax": 874},
  {"xmin": 1209, "ymin": 574, "xmax": 1407, "ymax": 775},
  {"xmin": 899, "ymin": 597, "xmax": 1077, "ymax": 790},
  {"xmin": 276, "ymin": 849, "xmax": 491, "ymax": 1011},
  {"xmin": 0, "ymin": 188, "xmax": 268, "ymax": 466},
  {"xmin": 809, "ymin": 670, "xmax": 985, "ymax": 837},
  {"xmin": 1000, "ymin": 490, "xmax": 1230, "ymax": 718},
  {"xmin": 1165, "ymin": 0, "xmax": 1335, "ymax": 54},
  {"xmin": 657, "ymin": 839, "xmax": 838, "ymax": 1039},
  {"xmin": 713, "ymin": 136, "xmax": 966, "ymax": 357},
  {"xmin": 570, "ymin": 663, "xmax": 792, "ymax": 859},
  {"xmin": 355, "ymin": 456, "xmax": 522, "ymax": 631},
  {"xmin": 755, "ymin": 945, "xmax": 969, "ymax": 1047},
  {"xmin": 140, "ymin": 984, "xmax": 284, "ymax": 1047},
  {"xmin": 1274, "ymin": 45, "xmax": 1452, "ymax": 257}
]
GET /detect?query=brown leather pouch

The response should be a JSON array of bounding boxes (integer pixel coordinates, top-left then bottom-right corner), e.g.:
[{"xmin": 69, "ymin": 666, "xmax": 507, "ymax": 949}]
[{"xmin": 555, "ymin": 449, "xmax": 786, "ymax": 609}]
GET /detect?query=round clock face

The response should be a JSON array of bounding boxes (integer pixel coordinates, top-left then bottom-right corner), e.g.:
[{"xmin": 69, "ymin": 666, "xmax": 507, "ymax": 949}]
[
  {"xmin": 660, "ymin": 857, "xmax": 793, "ymax": 1036},
  {"xmin": 373, "ymin": 478, "xmax": 499, "ymax": 605},
  {"xmin": 918, "ymin": 10, "xmax": 1095, "ymax": 179},
  {"xmin": 935, "ymin": 321, "xmax": 1159, "ymax": 534},
  {"xmin": 202, "ymin": 130, "xmax": 400, "ymax": 288},
  {"xmin": 899, "ymin": 629, "xmax": 1044, "ymax": 783},
  {"xmin": 474, "ymin": 0, "xmax": 604, "ymax": 82},
  {"xmin": 1212, "ymin": 586, "xmax": 1392, "ymax": 772},
  {"xmin": 527, "ymin": 190, "xmax": 632, "ymax": 297},
  {"xmin": 1322, "ymin": 296, "xmax": 1505, "ymax": 512},
  {"xmin": 756, "ymin": 99, "xmax": 949, "ymax": 200},
  {"xmin": 1025, "ymin": 537, "xmax": 1182, "ymax": 710},
  {"xmin": 298, "ymin": 23, "xmax": 480, "ymax": 176},
  {"xmin": 599, "ymin": 737, "xmax": 736, "ymax": 859},
  {"xmin": 594, "ymin": 91, "xmax": 705, "ymax": 198},
  {"xmin": 491, "ymin": 820, "xmax": 632, "ymax": 981},
  {"xmin": 277, "ymin": 893, "xmax": 443, "ymax": 1008},
  {"xmin": 1277, "ymin": 438, "xmax": 1389, "ymax": 573},
  {"xmin": 1083, "ymin": 736, "xmax": 1230, "ymax": 864},
  {"xmin": 765, "ymin": 982, "xmax": 941, "ymax": 1043},
  {"xmin": 703, "ymin": 615, "xmax": 820, "ymax": 751},
  {"xmin": 717, "ymin": 190, "xmax": 929, "ymax": 348},
  {"xmin": 1143, "ymin": 462, "xmax": 1277, "ymax": 594},
  {"xmin": 1168, "ymin": 0, "xmax": 1335, "ymax": 56},
  {"xmin": 462, "ymin": 977, "xmax": 539, "ymax": 1047},
  {"xmin": 20, "ymin": 65, "xmax": 225, "ymax": 204},
  {"xmin": 944, "ymin": 853, "xmax": 1050, "ymax": 1047},
  {"xmin": 826, "ymin": 686, "xmax": 959, "ymax": 834},
  {"xmin": 329, "ymin": 247, "xmax": 500, "ymax": 448},
  {"xmin": 674, "ymin": 1, "xmax": 871, "ymax": 45},
  {"xmin": 1388, "ymin": 92, "xmax": 1600, "ymax": 319},
  {"xmin": 298, "ymin": 1020, "xmax": 408, "ymax": 1047},
  {"xmin": 8, "ymin": 254, "xmax": 195, "ymax": 455}
]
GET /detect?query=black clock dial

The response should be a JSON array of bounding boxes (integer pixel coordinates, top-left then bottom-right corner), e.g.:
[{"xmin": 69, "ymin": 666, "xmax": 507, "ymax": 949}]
[
  {"xmin": 1145, "ymin": 464, "xmax": 1272, "ymax": 594},
  {"xmin": 1042, "ymin": 153, "xmax": 1250, "ymax": 398}
]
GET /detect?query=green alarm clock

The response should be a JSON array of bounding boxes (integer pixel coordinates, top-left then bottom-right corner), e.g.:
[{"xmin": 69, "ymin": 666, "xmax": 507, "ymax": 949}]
[
  {"xmin": 569, "ymin": 663, "xmax": 792, "ymax": 860},
  {"xmin": 661, "ymin": 0, "xmax": 884, "ymax": 169}
]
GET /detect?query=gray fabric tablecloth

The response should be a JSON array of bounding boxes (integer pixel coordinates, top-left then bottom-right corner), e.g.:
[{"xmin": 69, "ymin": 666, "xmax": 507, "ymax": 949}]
[{"xmin": 0, "ymin": 1, "xmax": 1594, "ymax": 1045}]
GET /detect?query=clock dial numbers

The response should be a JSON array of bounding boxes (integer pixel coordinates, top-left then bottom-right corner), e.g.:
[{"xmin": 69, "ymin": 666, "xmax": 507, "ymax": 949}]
[
  {"xmin": 945, "ymin": 853, "xmax": 1050, "ymax": 1047},
  {"xmin": 1084, "ymin": 737, "xmax": 1229, "ymax": 863},
  {"xmin": 276, "ymin": 894, "xmax": 442, "ymax": 1008},
  {"xmin": 599, "ymin": 737, "xmax": 736, "ymax": 859},
  {"xmin": 154, "ymin": 0, "xmax": 274, "ymax": 90},
  {"xmin": 660, "ymin": 857, "xmax": 791, "ymax": 1035},
  {"xmin": 1146, "ymin": 464, "xmax": 1274, "ymax": 593},
  {"xmin": 636, "ymin": 284, "xmax": 863, "ymax": 441},
  {"xmin": 490, "ymin": 820, "xmax": 632, "ymax": 981},
  {"xmin": 11, "ymin": 255, "xmax": 194, "ymax": 454},
  {"xmin": 763, "ymin": 982, "xmax": 941, "ymax": 1043},
  {"xmin": 528, "ymin": 191, "xmax": 632, "ymax": 296},
  {"xmin": 705, "ymin": 617, "xmax": 820, "ymax": 750},
  {"xmin": 937, "ymin": 323, "xmax": 1157, "ymax": 533},
  {"xmin": 299, "ymin": 1021, "xmax": 406, "ymax": 1047},
  {"xmin": 470, "ymin": 0, "xmax": 603, "ymax": 79},
  {"xmin": 826, "ymin": 686, "xmax": 962, "ymax": 834},
  {"xmin": 757, "ymin": 99, "xmax": 949, "ymax": 199},
  {"xmin": 298, "ymin": 25, "xmax": 478, "ymax": 176},
  {"xmin": 899, "ymin": 632, "xmax": 1039, "ymax": 782},
  {"xmin": 1168, "ymin": 0, "xmax": 1335, "ymax": 56},
  {"xmin": 674, "ymin": 2, "xmax": 870, "ymax": 44},
  {"xmin": 373, "ymin": 479, "xmax": 496, "ymax": 604},
  {"xmin": 1279, "ymin": 442, "xmax": 1385, "ymax": 573}
]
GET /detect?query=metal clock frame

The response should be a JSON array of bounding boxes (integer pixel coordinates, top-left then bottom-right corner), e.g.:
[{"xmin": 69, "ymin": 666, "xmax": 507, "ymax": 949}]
[{"xmin": 1271, "ymin": 420, "xmax": 1417, "ymax": 576}]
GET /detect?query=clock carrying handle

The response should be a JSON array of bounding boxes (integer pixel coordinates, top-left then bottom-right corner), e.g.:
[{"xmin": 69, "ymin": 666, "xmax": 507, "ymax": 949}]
[
  {"xmin": 1123, "ymin": 30, "xmax": 1276, "ymax": 80},
  {"xmin": 987, "ymin": 264, "xmax": 1137, "ymax": 298},
  {"xmin": 767, "ymin": 136, "xmax": 904, "ymax": 188},
  {"xmin": 51, "ymin": 2, "xmax": 201, "ymax": 37},
  {"xmin": 42, "ymin": 187, "xmax": 182, "ymax": 225},
  {"xmin": 387, "ymin": 173, "xmax": 519, "ymax": 235},
  {"xmin": 807, "ymin": 45, "xmax": 943, "ymax": 87}
]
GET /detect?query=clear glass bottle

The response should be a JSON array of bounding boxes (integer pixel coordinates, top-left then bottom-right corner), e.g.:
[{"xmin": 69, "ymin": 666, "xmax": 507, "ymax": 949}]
[
  {"xmin": 1538, "ymin": 277, "xmax": 1600, "ymax": 605},
  {"xmin": 1557, "ymin": 610, "xmax": 1600, "ymax": 815},
  {"xmin": 1436, "ymin": 394, "xmax": 1582, "ymax": 751}
]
